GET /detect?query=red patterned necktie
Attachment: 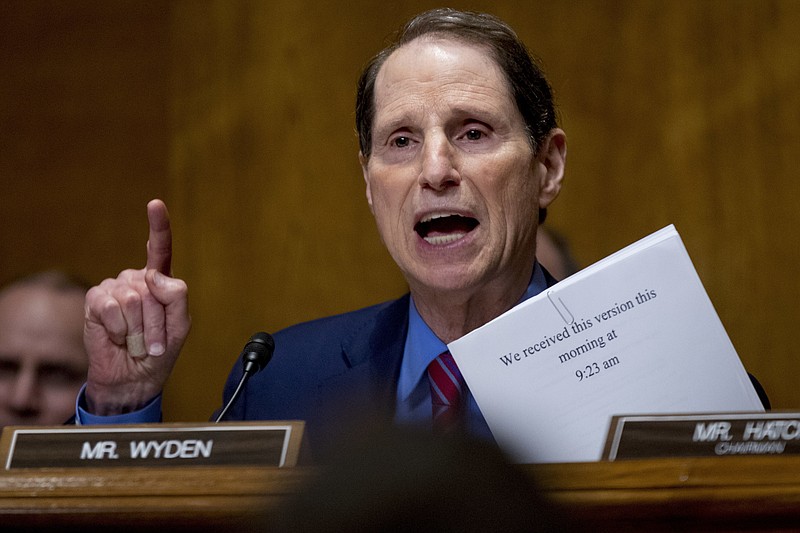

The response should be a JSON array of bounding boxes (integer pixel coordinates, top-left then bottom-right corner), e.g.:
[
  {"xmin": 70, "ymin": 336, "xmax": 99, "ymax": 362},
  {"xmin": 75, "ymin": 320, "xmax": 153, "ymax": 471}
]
[{"xmin": 427, "ymin": 350, "xmax": 465, "ymax": 432}]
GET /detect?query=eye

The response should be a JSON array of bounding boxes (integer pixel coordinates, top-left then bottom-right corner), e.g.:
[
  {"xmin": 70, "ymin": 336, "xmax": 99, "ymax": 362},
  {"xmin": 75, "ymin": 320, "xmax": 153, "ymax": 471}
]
[
  {"xmin": 392, "ymin": 135, "xmax": 411, "ymax": 148},
  {"xmin": 0, "ymin": 358, "xmax": 19, "ymax": 381},
  {"xmin": 465, "ymin": 129, "xmax": 483, "ymax": 141}
]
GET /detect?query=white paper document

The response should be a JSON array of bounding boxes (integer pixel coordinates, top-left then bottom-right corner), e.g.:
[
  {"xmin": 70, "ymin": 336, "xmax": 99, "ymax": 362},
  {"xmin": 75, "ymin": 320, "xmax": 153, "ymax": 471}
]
[{"xmin": 448, "ymin": 225, "xmax": 764, "ymax": 464}]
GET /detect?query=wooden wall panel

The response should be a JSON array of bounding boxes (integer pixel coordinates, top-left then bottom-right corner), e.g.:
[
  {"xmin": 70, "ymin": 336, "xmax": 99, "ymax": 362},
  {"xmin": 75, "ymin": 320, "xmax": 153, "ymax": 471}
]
[
  {"xmin": 0, "ymin": 1, "xmax": 171, "ymax": 284},
  {"xmin": 163, "ymin": 1, "xmax": 411, "ymax": 419},
  {"xmin": 3, "ymin": 1, "xmax": 799, "ymax": 421}
]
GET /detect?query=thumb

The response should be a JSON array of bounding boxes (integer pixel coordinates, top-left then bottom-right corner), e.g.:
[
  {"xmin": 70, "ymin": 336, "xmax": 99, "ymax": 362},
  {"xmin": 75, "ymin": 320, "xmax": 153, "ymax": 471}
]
[
  {"xmin": 144, "ymin": 268, "xmax": 191, "ymax": 347},
  {"xmin": 145, "ymin": 269, "xmax": 183, "ymax": 302}
]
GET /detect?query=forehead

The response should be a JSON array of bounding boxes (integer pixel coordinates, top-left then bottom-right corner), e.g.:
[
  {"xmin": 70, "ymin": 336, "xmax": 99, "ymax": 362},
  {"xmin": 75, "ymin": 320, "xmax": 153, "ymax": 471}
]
[
  {"xmin": 0, "ymin": 285, "xmax": 86, "ymax": 366},
  {"xmin": 373, "ymin": 37, "xmax": 516, "ymax": 121}
]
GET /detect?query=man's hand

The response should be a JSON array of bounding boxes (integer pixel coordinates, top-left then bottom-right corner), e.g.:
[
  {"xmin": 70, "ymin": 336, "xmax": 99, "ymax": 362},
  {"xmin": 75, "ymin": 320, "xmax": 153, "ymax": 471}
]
[{"xmin": 83, "ymin": 199, "xmax": 191, "ymax": 415}]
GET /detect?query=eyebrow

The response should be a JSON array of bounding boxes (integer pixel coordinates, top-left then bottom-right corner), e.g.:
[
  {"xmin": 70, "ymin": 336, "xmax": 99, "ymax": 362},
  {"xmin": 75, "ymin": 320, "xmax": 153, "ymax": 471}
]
[
  {"xmin": 0, "ymin": 355, "xmax": 85, "ymax": 374},
  {"xmin": 372, "ymin": 114, "xmax": 415, "ymax": 137},
  {"xmin": 0, "ymin": 354, "xmax": 19, "ymax": 366}
]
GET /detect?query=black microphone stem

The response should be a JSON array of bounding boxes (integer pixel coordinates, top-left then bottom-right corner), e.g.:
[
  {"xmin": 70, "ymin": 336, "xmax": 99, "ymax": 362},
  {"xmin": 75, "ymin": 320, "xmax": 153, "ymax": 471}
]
[
  {"xmin": 215, "ymin": 331, "xmax": 275, "ymax": 423},
  {"xmin": 214, "ymin": 370, "xmax": 252, "ymax": 423}
]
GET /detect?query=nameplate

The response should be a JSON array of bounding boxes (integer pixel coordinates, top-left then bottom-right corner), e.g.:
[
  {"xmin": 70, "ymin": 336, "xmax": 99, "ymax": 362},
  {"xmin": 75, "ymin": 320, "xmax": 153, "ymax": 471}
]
[
  {"xmin": 1, "ymin": 421, "xmax": 304, "ymax": 469},
  {"xmin": 603, "ymin": 412, "xmax": 800, "ymax": 460}
]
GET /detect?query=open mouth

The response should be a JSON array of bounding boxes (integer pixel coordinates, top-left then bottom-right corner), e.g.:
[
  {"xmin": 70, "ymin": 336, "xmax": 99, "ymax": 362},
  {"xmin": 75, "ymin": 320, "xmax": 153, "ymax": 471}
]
[{"xmin": 414, "ymin": 213, "xmax": 479, "ymax": 245}]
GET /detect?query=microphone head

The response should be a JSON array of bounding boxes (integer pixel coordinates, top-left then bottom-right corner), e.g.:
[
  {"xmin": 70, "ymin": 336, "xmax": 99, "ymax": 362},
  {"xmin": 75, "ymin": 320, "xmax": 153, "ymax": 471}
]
[{"xmin": 241, "ymin": 331, "xmax": 275, "ymax": 374}]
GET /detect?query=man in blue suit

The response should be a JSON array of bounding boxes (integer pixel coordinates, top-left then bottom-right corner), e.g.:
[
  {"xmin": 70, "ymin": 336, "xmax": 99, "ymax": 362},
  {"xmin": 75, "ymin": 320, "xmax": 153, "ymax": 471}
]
[{"xmin": 78, "ymin": 9, "xmax": 567, "ymax": 458}]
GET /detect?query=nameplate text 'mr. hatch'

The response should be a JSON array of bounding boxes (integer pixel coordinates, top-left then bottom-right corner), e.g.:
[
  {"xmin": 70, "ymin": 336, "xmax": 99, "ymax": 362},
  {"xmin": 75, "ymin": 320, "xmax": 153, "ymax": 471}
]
[{"xmin": 604, "ymin": 413, "xmax": 800, "ymax": 460}]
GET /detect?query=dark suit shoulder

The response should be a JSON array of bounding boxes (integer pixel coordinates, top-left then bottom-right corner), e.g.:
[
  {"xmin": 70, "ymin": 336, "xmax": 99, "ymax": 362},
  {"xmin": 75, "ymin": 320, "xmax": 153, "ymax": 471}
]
[
  {"xmin": 219, "ymin": 295, "xmax": 410, "ymax": 423},
  {"xmin": 272, "ymin": 294, "xmax": 409, "ymax": 350}
]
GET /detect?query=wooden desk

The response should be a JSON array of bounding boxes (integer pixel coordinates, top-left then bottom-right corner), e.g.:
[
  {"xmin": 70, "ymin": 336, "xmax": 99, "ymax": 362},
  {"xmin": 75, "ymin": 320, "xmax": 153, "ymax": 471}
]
[{"xmin": 2, "ymin": 455, "xmax": 799, "ymax": 531}]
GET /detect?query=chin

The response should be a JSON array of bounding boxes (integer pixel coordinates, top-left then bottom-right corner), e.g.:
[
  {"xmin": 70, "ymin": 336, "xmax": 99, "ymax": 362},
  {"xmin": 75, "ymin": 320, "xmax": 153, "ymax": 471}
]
[{"xmin": 408, "ymin": 266, "xmax": 484, "ymax": 295}]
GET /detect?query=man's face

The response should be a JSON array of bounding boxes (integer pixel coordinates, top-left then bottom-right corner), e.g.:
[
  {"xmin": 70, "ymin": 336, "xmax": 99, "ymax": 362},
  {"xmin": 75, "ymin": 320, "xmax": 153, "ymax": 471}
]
[
  {"xmin": 0, "ymin": 285, "xmax": 87, "ymax": 427},
  {"xmin": 361, "ymin": 38, "xmax": 564, "ymax": 299}
]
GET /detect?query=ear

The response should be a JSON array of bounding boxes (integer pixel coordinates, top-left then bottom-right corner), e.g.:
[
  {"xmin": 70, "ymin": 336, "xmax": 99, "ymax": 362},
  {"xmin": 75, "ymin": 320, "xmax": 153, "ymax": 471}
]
[
  {"xmin": 535, "ymin": 128, "xmax": 567, "ymax": 209},
  {"xmin": 359, "ymin": 151, "xmax": 375, "ymax": 214}
]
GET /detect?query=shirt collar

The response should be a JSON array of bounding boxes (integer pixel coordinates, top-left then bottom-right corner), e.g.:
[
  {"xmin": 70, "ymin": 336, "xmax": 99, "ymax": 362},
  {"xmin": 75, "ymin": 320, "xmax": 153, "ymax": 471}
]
[{"xmin": 397, "ymin": 262, "xmax": 549, "ymax": 401}]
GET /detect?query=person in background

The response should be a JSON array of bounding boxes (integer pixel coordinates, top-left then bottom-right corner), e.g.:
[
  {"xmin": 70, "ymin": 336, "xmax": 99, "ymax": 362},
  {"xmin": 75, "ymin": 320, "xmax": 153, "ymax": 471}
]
[
  {"xmin": 0, "ymin": 271, "xmax": 89, "ymax": 428},
  {"xmin": 536, "ymin": 225, "xmax": 580, "ymax": 281}
]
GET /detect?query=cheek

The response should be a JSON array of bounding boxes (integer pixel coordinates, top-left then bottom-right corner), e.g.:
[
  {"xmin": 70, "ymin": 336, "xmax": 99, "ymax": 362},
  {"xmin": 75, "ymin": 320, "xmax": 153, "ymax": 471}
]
[
  {"xmin": 367, "ymin": 180, "xmax": 391, "ymax": 211},
  {"xmin": 43, "ymin": 385, "xmax": 82, "ymax": 408},
  {"xmin": 481, "ymin": 159, "xmax": 538, "ymax": 222},
  {"xmin": 366, "ymin": 175, "xmax": 411, "ymax": 228}
]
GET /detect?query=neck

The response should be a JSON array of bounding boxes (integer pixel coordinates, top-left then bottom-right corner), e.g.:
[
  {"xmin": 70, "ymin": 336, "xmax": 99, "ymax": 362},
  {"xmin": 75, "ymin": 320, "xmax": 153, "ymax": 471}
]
[{"xmin": 410, "ymin": 266, "xmax": 534, "ymax": 344}]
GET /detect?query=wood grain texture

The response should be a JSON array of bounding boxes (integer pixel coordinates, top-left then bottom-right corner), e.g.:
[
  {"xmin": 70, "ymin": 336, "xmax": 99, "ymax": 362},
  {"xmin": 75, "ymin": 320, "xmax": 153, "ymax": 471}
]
[{"xmin": 3, "ymin": 456, "xmax": 800, "ymax": 531}]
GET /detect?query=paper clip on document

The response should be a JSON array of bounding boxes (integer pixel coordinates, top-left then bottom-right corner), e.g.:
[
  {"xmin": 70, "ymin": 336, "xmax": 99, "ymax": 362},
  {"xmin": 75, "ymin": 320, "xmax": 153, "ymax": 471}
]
[{"xmin": 547, "ymin": 290, "xmax": 575, "ymax": 325}]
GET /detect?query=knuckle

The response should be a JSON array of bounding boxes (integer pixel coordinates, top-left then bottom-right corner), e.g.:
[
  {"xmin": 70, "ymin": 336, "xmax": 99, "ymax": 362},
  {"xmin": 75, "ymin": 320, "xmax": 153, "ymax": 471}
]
[
  {"xmin": 118, "ymin": 268, "xmax": 147, "ymax": 285},
  {"xmin": 174, "ymin": 279, "xmax": 188, "ymax": 294},
  {"xmin": 116, "ymin": 288, "xmax": 143, "ymax": 309},
  {"xmin": 97, "ymin": 277, "xmax": 119, "ymax": 291},
  {"xmin": 85, "ymin": 285, "xmax": 103, "ymax": 302},
  {"xmin": 97, "ymin": 296, "xmax": 121, "ymax": 319}
]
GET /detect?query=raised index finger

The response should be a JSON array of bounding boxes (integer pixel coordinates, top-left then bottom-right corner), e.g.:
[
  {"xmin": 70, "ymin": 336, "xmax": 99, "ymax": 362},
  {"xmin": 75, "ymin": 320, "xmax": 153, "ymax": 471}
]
[{"xmin": 145, "ymin": 199, "xmax": 173, "ymax": 275}]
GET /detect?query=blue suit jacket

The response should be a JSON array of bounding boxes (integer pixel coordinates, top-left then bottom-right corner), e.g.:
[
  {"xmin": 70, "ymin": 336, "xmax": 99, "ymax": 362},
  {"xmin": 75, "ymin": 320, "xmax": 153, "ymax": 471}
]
[
  {"xmin": 219, "ymin": 294, "xmax": 411, "ymax": 459},
  {"xmin": 218, "ymin": 270, "xmax": 770, "ymax": 460}
]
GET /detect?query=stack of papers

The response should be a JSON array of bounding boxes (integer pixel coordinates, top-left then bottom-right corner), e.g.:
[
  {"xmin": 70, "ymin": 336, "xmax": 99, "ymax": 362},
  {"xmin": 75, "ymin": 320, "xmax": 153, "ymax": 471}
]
[{"xmin": 448, "ymin": 225, "xmax": 764, "ymax": 463}]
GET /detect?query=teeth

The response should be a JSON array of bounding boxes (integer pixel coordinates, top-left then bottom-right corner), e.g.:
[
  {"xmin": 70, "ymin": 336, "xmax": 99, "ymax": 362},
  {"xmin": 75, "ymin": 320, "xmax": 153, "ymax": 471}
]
[
  {"xmin": 420, "ymin": 212, "xmax": 460, "ymax": 223},
  {"xmin": 424, "ymin": 232, "xmax": 466, "ymax": 245}
]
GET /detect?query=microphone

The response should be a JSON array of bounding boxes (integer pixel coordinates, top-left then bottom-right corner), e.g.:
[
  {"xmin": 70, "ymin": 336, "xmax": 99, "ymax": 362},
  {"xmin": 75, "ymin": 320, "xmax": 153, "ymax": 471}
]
[
  {"xmin": 241, "ymin": 331, "xmax": 275, "ymax": 375},
  {"xmin": 215, "ymin": 332, "xmax": 275, "ymax": 423}
]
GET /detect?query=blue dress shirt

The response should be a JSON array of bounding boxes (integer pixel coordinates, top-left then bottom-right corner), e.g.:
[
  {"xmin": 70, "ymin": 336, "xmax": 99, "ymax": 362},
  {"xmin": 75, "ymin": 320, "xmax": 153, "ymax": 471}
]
[{"xmin": 394, "ymin": 263, "xmax": 549, "ymax": 441}]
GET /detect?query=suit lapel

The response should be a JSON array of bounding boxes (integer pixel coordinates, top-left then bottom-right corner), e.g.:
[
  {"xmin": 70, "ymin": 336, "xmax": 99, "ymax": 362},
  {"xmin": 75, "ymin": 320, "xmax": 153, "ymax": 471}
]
[
  {"xmin": 308, "ymin": 267, "xmax": 552, "ymax": 456},
  {"xmin": 316, "ymin": 294, "xmax": 409, "ymax": 422},
  {"xmin": 317, "ymin": 267, "xmax": 552, "ymax": 413}
]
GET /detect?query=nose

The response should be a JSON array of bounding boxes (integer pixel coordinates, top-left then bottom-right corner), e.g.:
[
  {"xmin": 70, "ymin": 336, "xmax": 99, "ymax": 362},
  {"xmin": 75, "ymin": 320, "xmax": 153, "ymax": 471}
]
[
  {"xmin": 418, "ymin": 133, "xmax": 460, "ymax": 191},
  {"xmin": 9, "ymin": 369, "xmax": 40, "ymax": 418}
]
